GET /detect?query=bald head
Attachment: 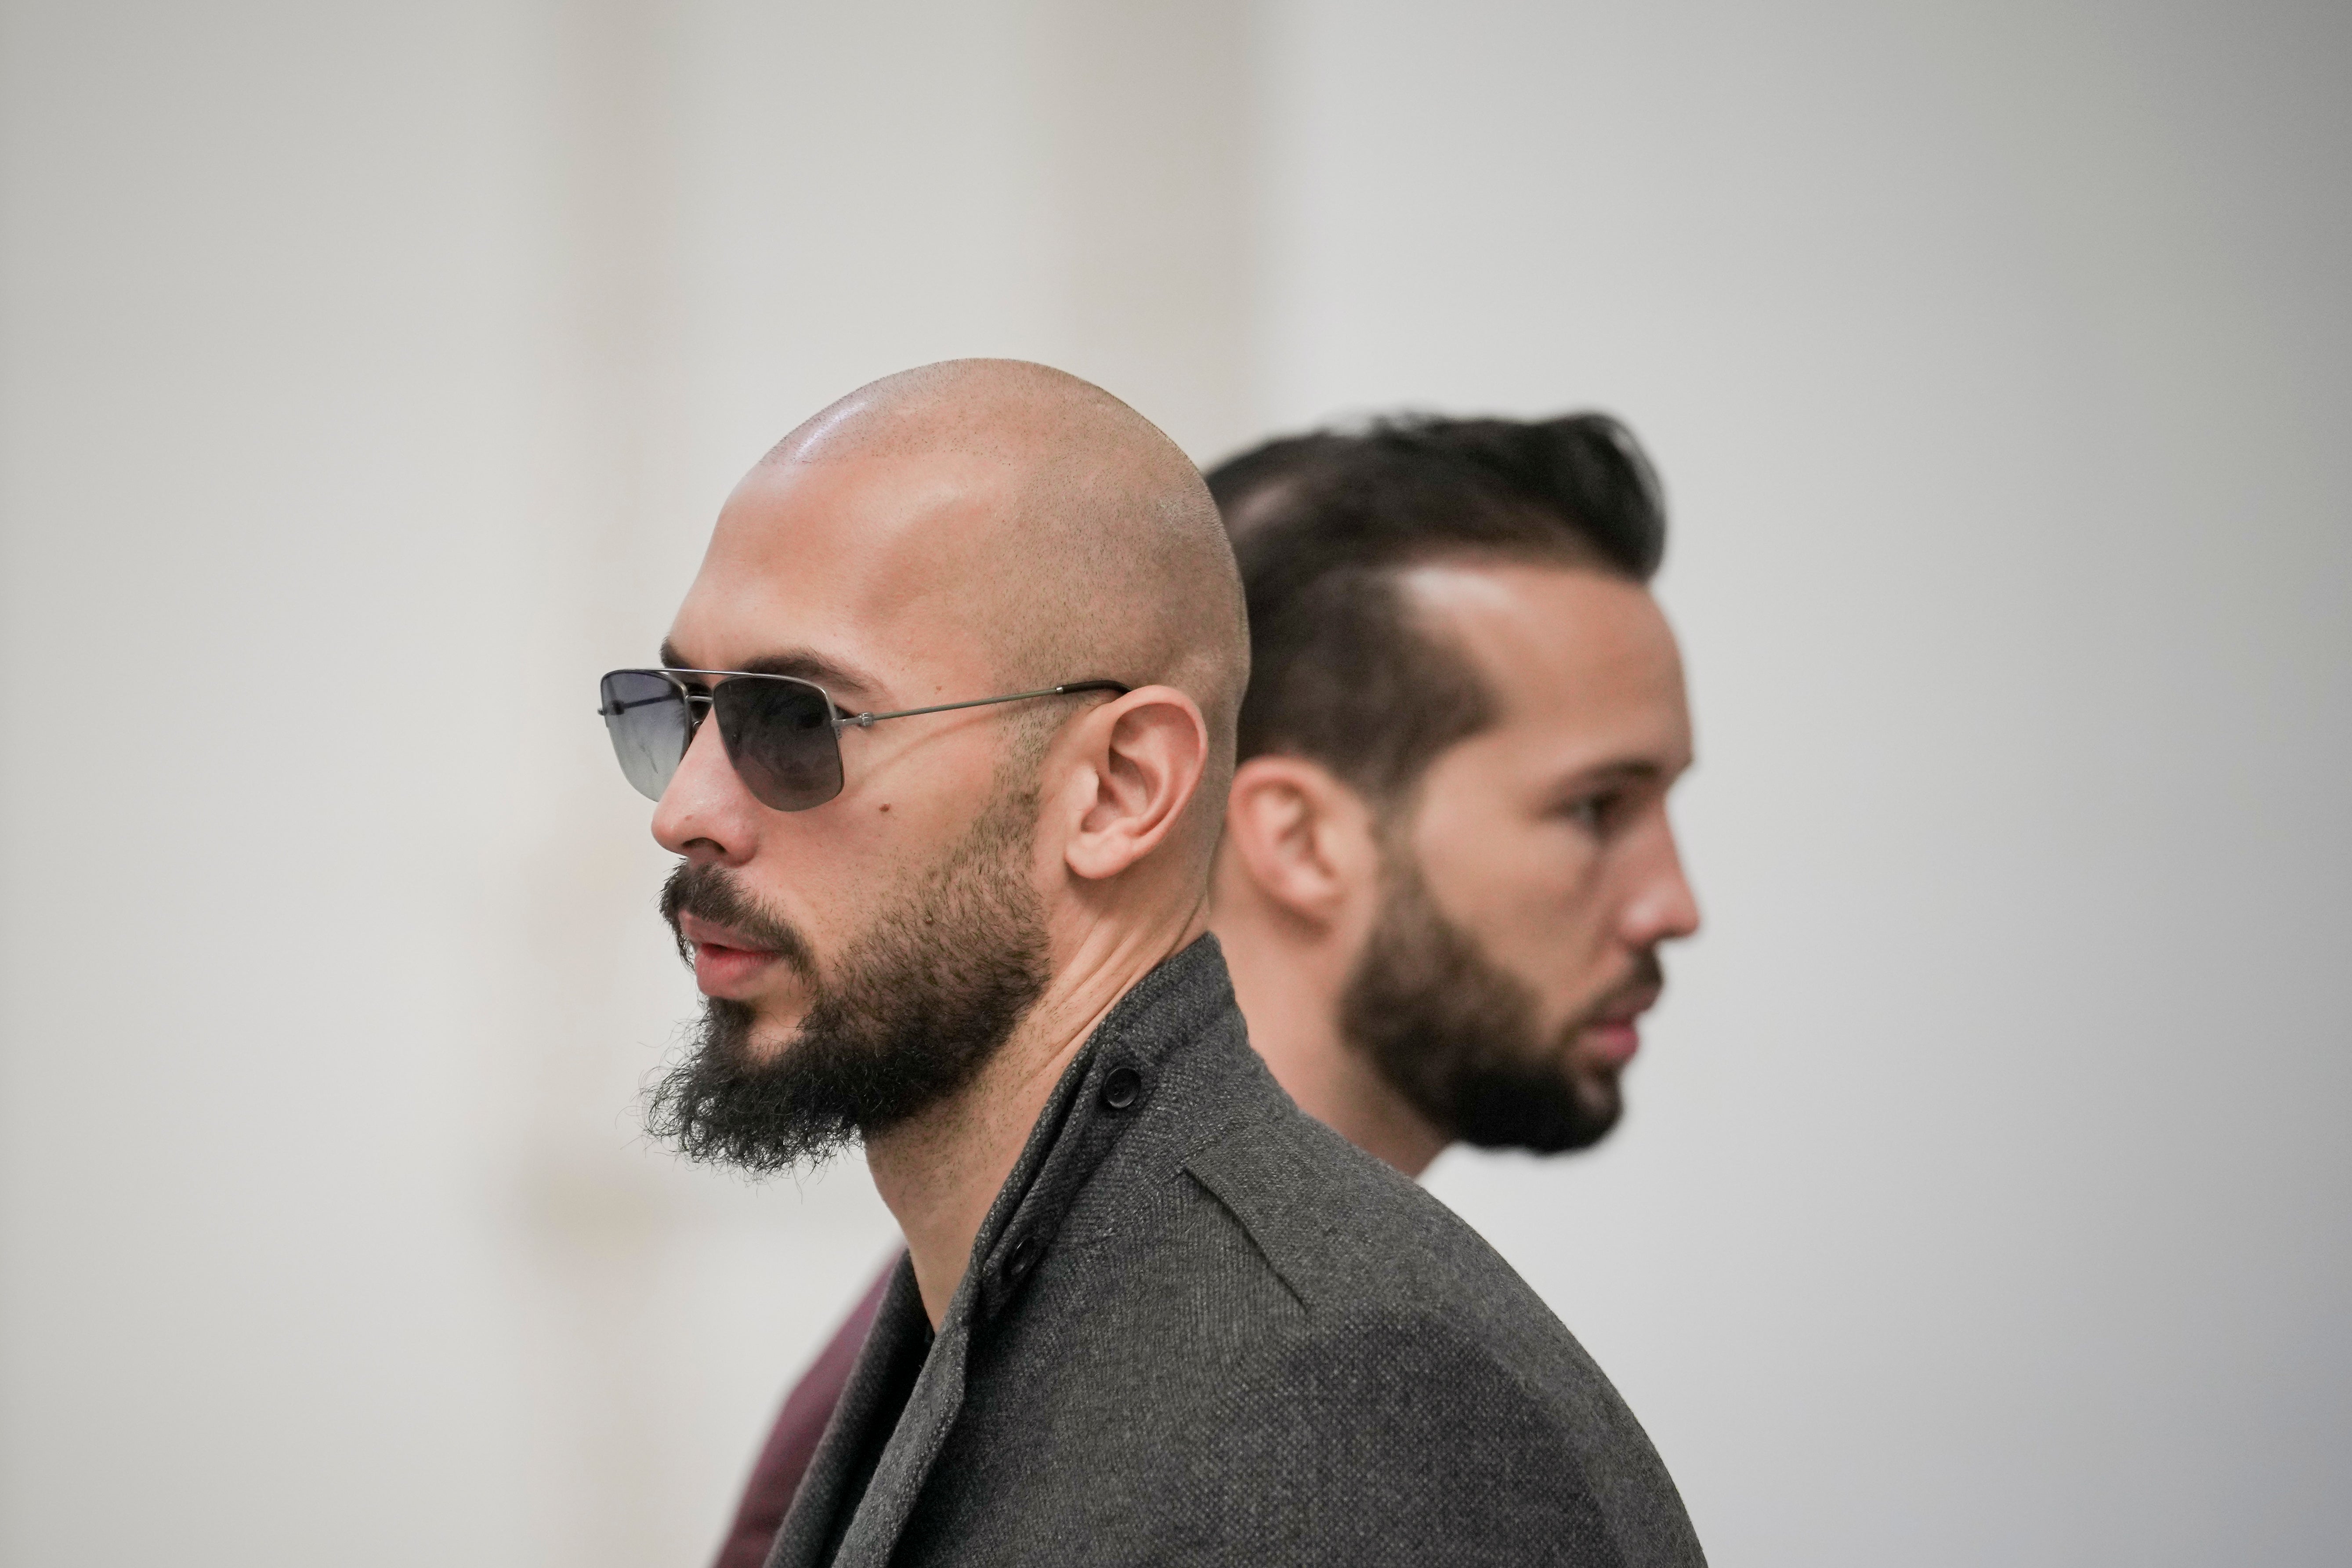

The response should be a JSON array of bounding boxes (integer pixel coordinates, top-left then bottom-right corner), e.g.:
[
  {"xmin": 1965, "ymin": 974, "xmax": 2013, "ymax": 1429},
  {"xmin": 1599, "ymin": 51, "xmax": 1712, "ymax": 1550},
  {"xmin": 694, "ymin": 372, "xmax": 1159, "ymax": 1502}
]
[
  {"xmin": 764, "ymin": 361, "xmax": 1245, "ymax": 818},
  {"xmin": 668, "ymin": 359, "xmax": 1241, "ymax": 884},
  {"xmin": 642, "ymin": 364, "xmax": 1247, "ymax": 1188}
]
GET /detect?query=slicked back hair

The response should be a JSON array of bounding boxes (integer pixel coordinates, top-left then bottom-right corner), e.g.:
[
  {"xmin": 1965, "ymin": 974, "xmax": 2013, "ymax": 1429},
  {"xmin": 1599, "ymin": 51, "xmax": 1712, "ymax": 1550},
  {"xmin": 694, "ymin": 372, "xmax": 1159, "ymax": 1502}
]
[{"xmin": 1206, "ymin": 413, "xmax": 1666, "ymax": 807}]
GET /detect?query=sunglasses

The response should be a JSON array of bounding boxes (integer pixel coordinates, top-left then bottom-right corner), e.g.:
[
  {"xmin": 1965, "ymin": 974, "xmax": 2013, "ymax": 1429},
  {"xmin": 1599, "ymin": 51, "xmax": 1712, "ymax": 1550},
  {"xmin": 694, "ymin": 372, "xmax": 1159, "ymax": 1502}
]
[{"xmin": 597, "ymin": 668, "xmax": 1131, "ymax": 812}]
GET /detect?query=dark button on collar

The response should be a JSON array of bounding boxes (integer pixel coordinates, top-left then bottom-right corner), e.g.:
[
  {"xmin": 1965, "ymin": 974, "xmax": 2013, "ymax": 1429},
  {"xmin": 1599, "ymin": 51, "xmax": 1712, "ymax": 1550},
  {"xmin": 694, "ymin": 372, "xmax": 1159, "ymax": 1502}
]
[
  {"xmin": 1100, "ymin": 1065, "xmax": 1144, "ymax": 1112},
  {"xmin": 1004, "ymin": 1234, "xmax": 1041, "ymax": 1284}
]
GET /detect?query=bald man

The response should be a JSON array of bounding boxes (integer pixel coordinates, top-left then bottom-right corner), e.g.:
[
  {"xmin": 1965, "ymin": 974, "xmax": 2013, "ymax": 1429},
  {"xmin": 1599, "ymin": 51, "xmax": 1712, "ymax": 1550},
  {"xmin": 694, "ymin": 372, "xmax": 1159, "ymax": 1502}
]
[{"xmin": 606, "ymin": 361, "xmax": 1703, "ymax": 1568}]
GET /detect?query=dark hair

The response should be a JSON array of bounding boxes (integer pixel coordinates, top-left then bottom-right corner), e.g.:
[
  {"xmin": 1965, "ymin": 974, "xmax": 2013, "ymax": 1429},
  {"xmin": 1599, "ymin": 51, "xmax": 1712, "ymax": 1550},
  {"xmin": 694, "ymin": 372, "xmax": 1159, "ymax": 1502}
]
[{"xmin": 1205, "ymin": 413, "xmax": 1665, "ymax": 803}]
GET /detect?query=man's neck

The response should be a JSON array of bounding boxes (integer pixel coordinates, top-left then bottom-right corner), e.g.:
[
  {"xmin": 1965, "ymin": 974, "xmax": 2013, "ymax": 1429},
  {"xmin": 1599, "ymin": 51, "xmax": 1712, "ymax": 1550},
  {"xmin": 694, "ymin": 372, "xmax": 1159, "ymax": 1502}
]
[
  {"xmin": 864, "ymin": 908, "xmax": 1209, "ymax": 1328},
  {"xmin": 1212, "ymin": 905, "xmax": 1449, "ymax": 1179}
]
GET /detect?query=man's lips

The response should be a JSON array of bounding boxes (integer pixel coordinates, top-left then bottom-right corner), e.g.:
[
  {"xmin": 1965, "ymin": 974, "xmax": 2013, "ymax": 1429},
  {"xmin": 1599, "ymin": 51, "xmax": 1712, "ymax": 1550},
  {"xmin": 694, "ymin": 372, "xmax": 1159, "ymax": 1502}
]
[
  {"xmin": 1578, "ymin": 985, "xmax": 1662, "ymax": 1069},
  {"xmin": 676, "ymin": 912, "xmax": 786, "ymax": 999}
]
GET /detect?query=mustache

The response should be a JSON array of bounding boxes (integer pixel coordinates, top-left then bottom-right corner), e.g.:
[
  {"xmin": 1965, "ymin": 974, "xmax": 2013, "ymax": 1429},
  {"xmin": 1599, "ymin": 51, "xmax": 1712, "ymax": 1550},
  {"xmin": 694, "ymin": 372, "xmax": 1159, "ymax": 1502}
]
[{"xmin": 659, "ymin": 862, "xmax": 817, "ymax": 979}]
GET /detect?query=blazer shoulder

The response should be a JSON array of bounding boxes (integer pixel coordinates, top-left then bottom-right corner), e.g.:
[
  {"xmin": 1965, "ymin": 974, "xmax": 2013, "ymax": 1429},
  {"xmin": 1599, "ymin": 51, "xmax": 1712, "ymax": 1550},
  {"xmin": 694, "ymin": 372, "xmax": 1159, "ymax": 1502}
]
[
  {"xmin": 1178, "ymin": 1115, "xmax": 1706, "ymax": 1568},
  {"xmin": 1180, "ymin": 1104, "xmax": 1538, "ymax": 1322}
]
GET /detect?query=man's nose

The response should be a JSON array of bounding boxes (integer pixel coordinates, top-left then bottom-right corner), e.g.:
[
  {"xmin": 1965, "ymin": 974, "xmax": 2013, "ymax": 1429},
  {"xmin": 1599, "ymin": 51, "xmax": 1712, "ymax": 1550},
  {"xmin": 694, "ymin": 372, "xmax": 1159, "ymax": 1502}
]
[
  {"xmin": 1623, "ymin": 825, "xmax": 1701, "ymax": 950},
  {"xmin": 651, "ymin": 717, "xmax": 757, "ymax": 865}
]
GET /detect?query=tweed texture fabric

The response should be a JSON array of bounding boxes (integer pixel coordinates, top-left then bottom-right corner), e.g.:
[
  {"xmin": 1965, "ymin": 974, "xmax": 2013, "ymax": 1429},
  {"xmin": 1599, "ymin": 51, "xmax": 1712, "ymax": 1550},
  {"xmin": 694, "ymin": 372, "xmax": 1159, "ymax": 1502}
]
[{"xmin": 765, "ymin": 935, "xmax": 1705, "ymax": 1568}]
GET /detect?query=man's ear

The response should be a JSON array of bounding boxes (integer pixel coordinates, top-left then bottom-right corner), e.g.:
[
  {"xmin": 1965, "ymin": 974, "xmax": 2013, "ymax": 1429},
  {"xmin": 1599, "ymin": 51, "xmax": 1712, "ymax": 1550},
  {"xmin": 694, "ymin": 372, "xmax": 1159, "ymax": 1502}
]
[
  {"xmin": 1220, "ymin": 754, "xmax": 1379, "ymax": 926},
  {"xmin": 1061, "ymin": 686, "xmax": 1210, "ymax": 882}
]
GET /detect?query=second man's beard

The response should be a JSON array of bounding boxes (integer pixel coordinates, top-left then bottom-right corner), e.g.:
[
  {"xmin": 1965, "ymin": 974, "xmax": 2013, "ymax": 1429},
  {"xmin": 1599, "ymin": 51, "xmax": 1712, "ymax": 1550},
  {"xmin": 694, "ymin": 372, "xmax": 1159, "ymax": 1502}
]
[
  {"xmin": 646, "ymin": 783, "xmax": 1051, "ymax": 1177},
  {"xmin": 1339, "ymin": 850, "xmax": 1656, "ymax": 1154}
]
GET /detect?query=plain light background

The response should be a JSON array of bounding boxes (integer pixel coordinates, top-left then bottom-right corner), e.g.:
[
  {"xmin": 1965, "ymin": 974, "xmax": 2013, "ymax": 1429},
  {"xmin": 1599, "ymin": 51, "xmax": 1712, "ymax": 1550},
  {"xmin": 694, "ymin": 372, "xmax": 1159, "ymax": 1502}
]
[{"xmin": 3, "ymin": 2, "xmax": 2345, "ymax": 1564}]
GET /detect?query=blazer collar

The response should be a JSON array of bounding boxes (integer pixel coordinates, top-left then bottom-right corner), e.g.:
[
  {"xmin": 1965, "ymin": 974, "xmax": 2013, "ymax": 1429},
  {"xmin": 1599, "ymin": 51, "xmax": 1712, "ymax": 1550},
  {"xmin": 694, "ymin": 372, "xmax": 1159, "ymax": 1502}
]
[{"xmin": 770, "ymin": 932, "xmax": 1243, "ymax": 1568}]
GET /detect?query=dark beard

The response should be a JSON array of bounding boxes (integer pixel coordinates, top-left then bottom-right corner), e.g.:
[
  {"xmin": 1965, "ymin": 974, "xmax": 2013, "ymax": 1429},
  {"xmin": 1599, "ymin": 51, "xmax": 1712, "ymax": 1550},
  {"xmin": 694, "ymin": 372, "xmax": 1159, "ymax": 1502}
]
[
  {"xmin": 1339, "ymin": 852, "xmax": 1655, "ymax": 1154},
  {"xmin": 645, "ymin": 784, "xmax": 1050, "ymax": 1176}
]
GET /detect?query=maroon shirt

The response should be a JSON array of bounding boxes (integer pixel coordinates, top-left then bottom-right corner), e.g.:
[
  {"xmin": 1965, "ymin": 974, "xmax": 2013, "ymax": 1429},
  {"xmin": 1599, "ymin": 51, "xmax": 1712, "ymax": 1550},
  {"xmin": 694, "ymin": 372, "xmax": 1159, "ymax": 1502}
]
[{"xmin": 711, "ymin": 1258, "xmax": 899, "ymax": 1568}]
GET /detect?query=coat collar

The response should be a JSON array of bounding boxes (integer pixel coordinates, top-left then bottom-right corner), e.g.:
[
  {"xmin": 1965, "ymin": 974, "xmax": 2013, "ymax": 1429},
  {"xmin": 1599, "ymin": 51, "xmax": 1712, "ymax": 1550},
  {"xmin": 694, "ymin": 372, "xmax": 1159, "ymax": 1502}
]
[{"xmin": 769, "ymin": 933, "xmax": 1246, "ymax": 1568}]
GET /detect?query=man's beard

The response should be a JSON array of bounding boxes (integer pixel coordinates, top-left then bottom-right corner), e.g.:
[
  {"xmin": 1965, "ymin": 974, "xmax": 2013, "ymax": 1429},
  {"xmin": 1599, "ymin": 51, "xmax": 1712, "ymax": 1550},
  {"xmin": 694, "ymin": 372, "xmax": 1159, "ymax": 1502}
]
[
  {"xmin": 1338, "ymin": 850, "xmax": 1660, "ymax": 1154},
  {"xmin": 645, "ymin": 784, "xmax": 1051, "ymax": 1177}
]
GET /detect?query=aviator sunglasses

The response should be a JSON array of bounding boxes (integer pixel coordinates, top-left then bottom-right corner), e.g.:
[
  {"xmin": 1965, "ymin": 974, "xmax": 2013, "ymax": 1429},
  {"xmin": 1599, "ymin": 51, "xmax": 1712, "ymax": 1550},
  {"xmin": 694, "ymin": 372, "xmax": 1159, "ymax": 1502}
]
[{"xmin": 597, "ymin": 668, "xmax": 1131, "ymax": 812}]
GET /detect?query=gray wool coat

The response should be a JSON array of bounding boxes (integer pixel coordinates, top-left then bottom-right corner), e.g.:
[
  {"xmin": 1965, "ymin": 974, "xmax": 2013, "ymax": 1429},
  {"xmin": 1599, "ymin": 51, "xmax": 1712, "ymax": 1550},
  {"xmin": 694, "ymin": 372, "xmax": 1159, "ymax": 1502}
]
[{"xmin": 765, "ymin": 935, "xmax": 1706, "ymax": 1568}]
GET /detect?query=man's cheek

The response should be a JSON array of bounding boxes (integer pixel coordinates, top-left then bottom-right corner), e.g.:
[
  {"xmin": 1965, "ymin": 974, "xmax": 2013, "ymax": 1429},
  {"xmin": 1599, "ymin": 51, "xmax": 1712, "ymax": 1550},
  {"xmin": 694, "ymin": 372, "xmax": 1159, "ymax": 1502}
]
[{"xmin": 1503, "ymin": 913, "xmax": 1602, "ymax": 1008}]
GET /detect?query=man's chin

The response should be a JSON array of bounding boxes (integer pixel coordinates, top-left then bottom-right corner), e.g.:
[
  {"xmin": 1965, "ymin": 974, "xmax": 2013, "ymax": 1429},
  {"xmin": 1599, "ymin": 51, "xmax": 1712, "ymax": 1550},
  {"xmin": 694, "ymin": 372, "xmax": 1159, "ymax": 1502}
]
[
  {"xmin": 709, "ymin": 999, "xmax": 809, "ymax": 1069},
  {"xmin": 1570, "ymin": 1070, "xmax": 1624, "ymax": 1136},
  {"xmin": 1447, "ymin": 1056, "xmax": 1623, "ymax": 1154}
]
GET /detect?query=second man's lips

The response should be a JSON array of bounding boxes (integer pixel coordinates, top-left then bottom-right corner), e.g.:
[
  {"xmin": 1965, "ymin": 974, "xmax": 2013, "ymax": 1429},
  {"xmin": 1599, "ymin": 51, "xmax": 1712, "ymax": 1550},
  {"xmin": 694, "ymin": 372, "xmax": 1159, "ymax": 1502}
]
[
  {"xmin": 1578, "ymin": 981, "xmax": 1662, "ymax": 1070},
  {"xmin": 1594, "ymin": 984, "xmax": 1662, "ymax": 1025}
]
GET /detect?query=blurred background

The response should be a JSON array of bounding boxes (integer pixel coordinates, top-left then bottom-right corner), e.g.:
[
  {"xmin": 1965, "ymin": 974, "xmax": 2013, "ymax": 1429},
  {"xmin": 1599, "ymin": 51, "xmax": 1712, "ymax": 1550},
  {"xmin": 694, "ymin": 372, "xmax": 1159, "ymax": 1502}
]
[{"xmin": 3, "ymin": 1, "xmax": 2348, "ymax": 1563}]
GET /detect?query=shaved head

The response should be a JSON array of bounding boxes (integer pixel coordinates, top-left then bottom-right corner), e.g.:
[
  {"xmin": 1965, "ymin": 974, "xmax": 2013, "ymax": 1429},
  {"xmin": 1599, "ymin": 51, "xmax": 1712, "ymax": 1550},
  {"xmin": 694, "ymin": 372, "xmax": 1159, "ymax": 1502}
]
[
  {"xmin": 644, "ymin": 359, "xmax": 1250, "ymax": 1174},
  {"xmin": 759, "ymin": 359, "xmax": 1247, "ymax": 833}
]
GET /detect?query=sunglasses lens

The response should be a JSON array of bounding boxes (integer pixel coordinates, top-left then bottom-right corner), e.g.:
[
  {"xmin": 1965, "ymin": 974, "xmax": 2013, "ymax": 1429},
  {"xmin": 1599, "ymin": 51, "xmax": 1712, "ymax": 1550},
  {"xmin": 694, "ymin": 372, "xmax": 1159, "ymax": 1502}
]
[
  {"xmin": 600, "ymin": 671, "xmax": 691, "ymax": 802},
  {"xmin": 715, "ymin": 677, "xmax": 845, "ymax": 811}
]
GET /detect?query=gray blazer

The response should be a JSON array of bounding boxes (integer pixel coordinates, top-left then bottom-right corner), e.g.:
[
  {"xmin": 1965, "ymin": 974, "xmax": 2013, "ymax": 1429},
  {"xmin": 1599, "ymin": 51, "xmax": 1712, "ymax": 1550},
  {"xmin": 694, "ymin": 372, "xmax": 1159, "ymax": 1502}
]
[{"xmin": 768, "ymin": 935, "xmax": 1705, "ymax": 1568}]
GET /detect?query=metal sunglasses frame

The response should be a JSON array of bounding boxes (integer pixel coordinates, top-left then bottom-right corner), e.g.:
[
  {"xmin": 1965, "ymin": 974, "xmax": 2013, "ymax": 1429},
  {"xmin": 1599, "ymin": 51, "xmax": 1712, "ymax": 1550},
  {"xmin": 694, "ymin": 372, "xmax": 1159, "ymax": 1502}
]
[
  {"xmin": 603, "ymin": 668, "xmax": 1132, "ymax": 730},
  {"xmin": 598, "ymin": 666, "xmax": 1132, "ymax": 806}
]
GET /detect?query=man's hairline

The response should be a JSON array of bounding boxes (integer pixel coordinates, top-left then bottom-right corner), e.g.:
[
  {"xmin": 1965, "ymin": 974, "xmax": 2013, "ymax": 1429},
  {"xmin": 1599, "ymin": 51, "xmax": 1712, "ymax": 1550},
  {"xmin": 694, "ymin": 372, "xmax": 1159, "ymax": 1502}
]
[{"xmin": 1244, "ymin": 546, "xmax": 1659, "ymax": 815}]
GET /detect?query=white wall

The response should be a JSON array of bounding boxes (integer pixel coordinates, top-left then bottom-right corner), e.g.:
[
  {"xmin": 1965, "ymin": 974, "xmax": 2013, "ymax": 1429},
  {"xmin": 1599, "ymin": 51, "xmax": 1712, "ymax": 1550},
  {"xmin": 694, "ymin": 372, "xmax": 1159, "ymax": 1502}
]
[
  {"xmin": 0, "ymin": 4, "xmax": 548, "ymax": 1561},
  {"xmin": 1, "ymin": 2, "xmax": 2344, "ymax": 1565}
]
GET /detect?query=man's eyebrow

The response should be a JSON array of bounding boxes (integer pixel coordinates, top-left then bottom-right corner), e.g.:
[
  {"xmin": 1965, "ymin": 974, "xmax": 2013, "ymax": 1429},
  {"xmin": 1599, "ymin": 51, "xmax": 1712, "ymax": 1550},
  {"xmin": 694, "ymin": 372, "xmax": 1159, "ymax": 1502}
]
[
  {"xmin": 1551, "ymin": 758, "xmax": 1676, "ymax": 794},
  {"xmin": 656, "ymin": 640, "xmax": 886, "ymax": 702},
  {"xmin": 738, "ymin": 651, "xmax": 886, "ymax": 698}
]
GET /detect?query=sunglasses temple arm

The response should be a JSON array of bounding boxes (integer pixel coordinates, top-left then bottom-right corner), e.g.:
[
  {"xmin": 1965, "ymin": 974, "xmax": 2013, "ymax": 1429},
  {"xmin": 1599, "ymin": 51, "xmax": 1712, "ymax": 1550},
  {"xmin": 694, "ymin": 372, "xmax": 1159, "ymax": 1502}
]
[{"xmin": 845, "ymin": 681, "xmax": 1130, "ymax": 729}]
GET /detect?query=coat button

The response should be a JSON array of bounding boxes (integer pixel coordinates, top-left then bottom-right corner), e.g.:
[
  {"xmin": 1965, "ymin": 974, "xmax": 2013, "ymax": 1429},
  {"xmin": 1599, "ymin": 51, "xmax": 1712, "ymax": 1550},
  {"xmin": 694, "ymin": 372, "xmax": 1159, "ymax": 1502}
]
[
  {"xmin": 1005, "ymin": 1234, "xmax": 1041, "ymax": 1283},
  {"xmin": 1100, "ymin": 1066, "xmax": 1144, "ymax": 1111}
]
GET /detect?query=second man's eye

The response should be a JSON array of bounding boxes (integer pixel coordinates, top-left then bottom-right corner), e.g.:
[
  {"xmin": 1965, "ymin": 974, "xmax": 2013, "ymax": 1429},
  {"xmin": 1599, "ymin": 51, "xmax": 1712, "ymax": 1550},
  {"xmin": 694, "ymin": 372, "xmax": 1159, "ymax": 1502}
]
[{"xmin": 1561, "ymin": 793, "xmax": 1619, "ymax": 833}]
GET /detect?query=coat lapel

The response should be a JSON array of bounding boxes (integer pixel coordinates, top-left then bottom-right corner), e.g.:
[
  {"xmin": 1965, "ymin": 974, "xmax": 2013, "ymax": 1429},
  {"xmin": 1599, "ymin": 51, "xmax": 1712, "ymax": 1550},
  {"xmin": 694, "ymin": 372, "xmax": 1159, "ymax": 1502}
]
[
  {"xmin": 762, "ymin": 939, "xmax": 1237, "ymax": 1566},
  {"xmin": 761, "ymin": 1257, "xmax": 959, "ymax": 1568}
]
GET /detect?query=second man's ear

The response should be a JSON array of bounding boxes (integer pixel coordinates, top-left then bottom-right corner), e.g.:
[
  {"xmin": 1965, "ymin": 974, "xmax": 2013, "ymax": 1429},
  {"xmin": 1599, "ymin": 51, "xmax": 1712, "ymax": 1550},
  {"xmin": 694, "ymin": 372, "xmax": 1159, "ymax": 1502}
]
[{"xmin": 1219, "ymin": 754, "xmax": 1382, "ymax": 927}]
